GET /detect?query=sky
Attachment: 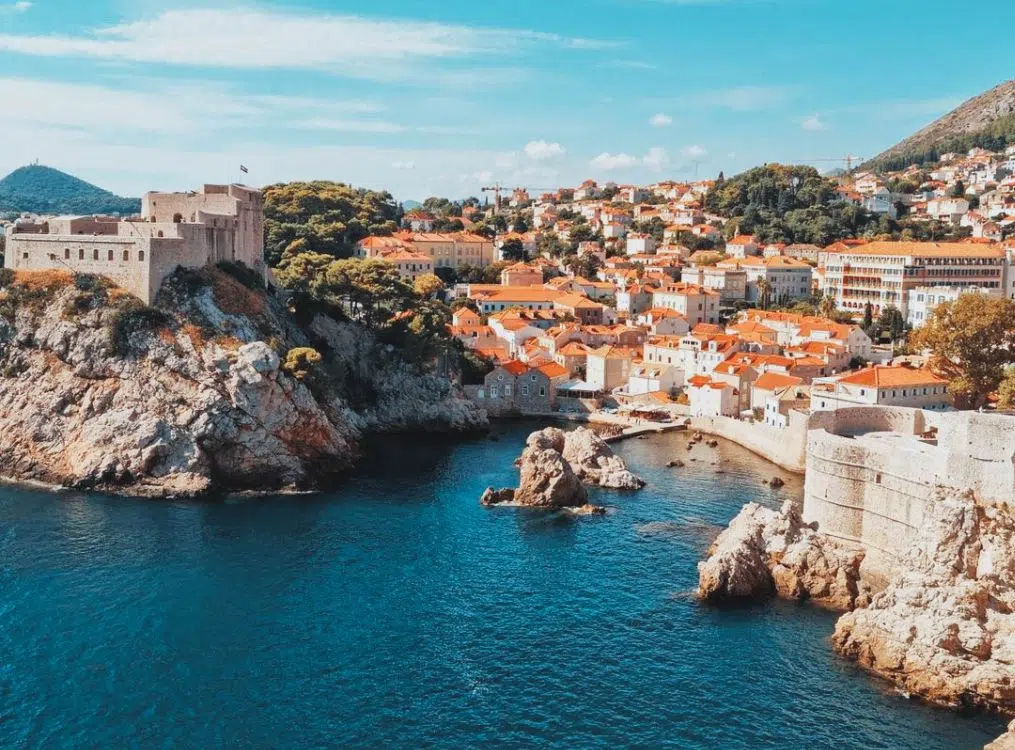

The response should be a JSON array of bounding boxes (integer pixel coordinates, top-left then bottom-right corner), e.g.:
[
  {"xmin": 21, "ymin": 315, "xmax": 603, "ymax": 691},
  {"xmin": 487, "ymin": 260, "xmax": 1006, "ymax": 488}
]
[{"xmin": 0, "ymin": 0, "xmax": 1013, "ymax": 201}]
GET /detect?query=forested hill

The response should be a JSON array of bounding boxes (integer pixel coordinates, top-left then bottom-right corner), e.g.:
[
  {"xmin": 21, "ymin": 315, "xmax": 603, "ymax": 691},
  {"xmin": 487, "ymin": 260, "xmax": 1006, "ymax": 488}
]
[
  {"xmin": 864, "ymin": 79, "xmax": 1015, "ymax": 172},
  {"xmin": 0, "ymin": 165, "xmax": 141, "ymax": 216}
]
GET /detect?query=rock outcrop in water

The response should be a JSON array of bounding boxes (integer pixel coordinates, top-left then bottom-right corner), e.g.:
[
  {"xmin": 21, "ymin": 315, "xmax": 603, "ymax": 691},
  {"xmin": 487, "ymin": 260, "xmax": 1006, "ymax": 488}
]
[
  {"xmin": 560, "ymin": 427, "xmax": 646, "ymax": 490},
  {"xmin": 481, "ymin": 427, "xmax": 643, "ymax": 510},
  {"xmin": 697, "ymin": 499, "xmax": 868, "ymax": 610},
  {"xmin": 832, "ymin": 489, "xmax": 1015, "ymax": 716},
  {"xmin": 0, "ymin": 268, "xmax": 485, "ymax": 497}
]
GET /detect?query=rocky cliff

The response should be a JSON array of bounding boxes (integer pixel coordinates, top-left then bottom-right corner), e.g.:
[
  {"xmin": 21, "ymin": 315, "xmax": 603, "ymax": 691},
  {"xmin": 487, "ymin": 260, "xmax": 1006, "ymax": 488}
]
[
  {"xmin": 700, "ymin": 489, "xmax": 1015, "ymax": 747},
  {"xmin": 0, "ymin": 268, "xmax": 485, "ymax": 497}
]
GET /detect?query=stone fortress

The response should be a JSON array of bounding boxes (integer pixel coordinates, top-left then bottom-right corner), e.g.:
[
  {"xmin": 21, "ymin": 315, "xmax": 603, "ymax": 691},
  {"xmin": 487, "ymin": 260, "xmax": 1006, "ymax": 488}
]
[
  {"xmin": 802, "ymin": 406, "xmax": 1015, "ymax": 578},
  {"xmin": 4, "ymin": 184, "xmax": 264, "ymax": 303}
]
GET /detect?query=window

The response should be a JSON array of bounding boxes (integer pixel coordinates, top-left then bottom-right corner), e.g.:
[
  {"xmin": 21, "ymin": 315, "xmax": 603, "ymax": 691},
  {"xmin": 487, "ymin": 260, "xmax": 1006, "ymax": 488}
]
[
  {"xmin": 64, "ymin": 248, "xmax": 70, "ymax": 260},
  {"xmin": 521, "ymin": 385, "xmax": 529, "ymax": 396},
  {"xmin": 123, "ymin": 250, "xmax": 130, "ymax": 261},
  {"xmin": 138, "ymin": 251, "xmax": 145, "ymax": 261},
  {"xmin": 108, "ymin": 249, "xmax": 114, "ymax": 261},
  {"xmin": 22, "ymin": 252, "xmax": 28, "ymax": 260},
  {"xmin": 93, "ymin": 249, "xmax": 99, "ymax": 261},
  {"xmin": 539, "ymin": 387, "xmax": 546, "ymax": 397},
  {"xmin": 79, "ymin": 249, "xmax": 84, "ymax": 260}
]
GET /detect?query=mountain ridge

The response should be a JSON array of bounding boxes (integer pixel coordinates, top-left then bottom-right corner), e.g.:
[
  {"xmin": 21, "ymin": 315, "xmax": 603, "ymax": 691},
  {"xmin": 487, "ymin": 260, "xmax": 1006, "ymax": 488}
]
[
  {"xmin": 865, "ymin": 79, "xmax": 1015, "ymax": 172},
  {"xmin": 0, "ymin": 164, "xmax": 141, "ymax": 216}
]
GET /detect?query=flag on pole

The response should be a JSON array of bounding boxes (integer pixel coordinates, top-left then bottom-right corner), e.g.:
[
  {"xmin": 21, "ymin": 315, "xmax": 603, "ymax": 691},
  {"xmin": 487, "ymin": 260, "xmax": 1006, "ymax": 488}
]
[{"xmin": 240, "ymin": 165, "xmax": 249, "ymax": 174}]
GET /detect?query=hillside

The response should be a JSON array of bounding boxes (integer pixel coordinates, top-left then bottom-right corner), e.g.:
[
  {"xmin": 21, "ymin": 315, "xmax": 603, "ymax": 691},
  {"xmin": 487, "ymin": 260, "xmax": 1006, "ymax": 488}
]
[
  {"xmin": 0, "ymin": 165, "xmax": 141, "ymax": 216},
  {"xmin": 865, "ymin": 79, "xmax": 1015, "ymax": 172}
]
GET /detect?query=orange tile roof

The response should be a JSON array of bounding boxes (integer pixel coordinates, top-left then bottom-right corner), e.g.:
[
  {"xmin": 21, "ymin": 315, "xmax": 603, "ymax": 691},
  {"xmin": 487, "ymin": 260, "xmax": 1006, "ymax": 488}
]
[
  {"xmin": 501, "ymin": 360, "xmax": 529, "ymax": 376},
  {"xmin": 836, "ymin": 241, "xmax": 1003, "ymax": 259},
  {"xmin": 687, "ymin": 375, "xmax": 711, "ymax": 387},
  {"xmin": 754, "ymin": 372, "xmax": 804, "ymax": 391},
  {"xmin": 837, "ymin": 366, "xmax": 947, "ymax": 388},
  {"xmin": 536, "ymin": 362, "xmax": 569, "ymax": 379}
]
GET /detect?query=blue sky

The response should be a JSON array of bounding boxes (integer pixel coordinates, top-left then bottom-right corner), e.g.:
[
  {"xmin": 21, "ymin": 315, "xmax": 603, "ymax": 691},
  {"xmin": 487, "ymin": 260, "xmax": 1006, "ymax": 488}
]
[{"xmin": 0, "ymin": 0, "xmax": 1012, "ymax": 200}]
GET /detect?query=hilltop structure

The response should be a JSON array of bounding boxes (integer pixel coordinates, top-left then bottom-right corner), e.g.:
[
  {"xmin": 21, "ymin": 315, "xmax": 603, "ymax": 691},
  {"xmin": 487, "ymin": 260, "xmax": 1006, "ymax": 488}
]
[{"xmin": 4, "ymin": 184, "xmax": 264, "ymax": 303}]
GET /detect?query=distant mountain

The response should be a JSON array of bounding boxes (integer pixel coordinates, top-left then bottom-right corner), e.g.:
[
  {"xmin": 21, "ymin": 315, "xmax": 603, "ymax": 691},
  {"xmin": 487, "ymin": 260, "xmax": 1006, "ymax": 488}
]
[
  {"xmin": 0, "ymin": 165, "xmax": 141, "ymax": 216},
  {"xmin": 401, "ymin": 199, "xmax": 422, "ymax": 210},
  {"xmin": 865, "ymin": 79, "xmax": 1015, "ymax": 172}
]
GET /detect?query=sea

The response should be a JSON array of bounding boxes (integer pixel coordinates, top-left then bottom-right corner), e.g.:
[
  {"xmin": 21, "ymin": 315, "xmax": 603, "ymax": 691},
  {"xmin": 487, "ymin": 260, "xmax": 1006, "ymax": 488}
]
[{"xmin": 0, "ymin": 423, "xmax": 1006, "ymax": 748}]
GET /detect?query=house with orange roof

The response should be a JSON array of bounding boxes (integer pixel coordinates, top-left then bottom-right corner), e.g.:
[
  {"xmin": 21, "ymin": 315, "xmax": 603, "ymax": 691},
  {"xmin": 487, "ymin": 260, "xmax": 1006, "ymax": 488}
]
[
  {"xmin": 687, "ymin": 375, "xmax": 738, "ymax": 417},
  {"xmin": 751, "ymin": 372, "xmax": 810, "ymax": 428},
  {"xmin": 711, "ymin": 359, "xmax": 759, "ymax": 412},
  {"xmin": 554, "ymin": 341, "xmax": 592, "ymax": 376},
  {"xmin": 622, "ymin": 361, "xmax": 684, "ymax": 397},
  {"xmin": 680, "ymin": 265, "xmax": 748, "ymax": 302},
  {"xmin": 500, "ymin": 262, "xmax": 543, "ymax": 287},
  {"xmin": 586, "ymin": 345, "xmax": 637, "ymax": 392},
  {"xmin": 717, "ymin": 255, "xmax": 813, "ymax": 305},
  {"xmin": 626, "ymin": 233, "xmax": 656, "ymax": 256},
  {"xmin": 725, "ymin": 234, "xmax": 759, "ymax": 258},
  {"xmin": 651, "ymin": 282, "xmax": 720, "ymax": 326},
  {"xmin": 635, "ymin": 308, "xmax": 691, "ymax": 337},
  {"xmin": 468, "ymin": 360, "xmax": 559, "ymax": 416},
  {"xmin": 810, "ymin": 364, "xmax": 950, "ymax": 412}
]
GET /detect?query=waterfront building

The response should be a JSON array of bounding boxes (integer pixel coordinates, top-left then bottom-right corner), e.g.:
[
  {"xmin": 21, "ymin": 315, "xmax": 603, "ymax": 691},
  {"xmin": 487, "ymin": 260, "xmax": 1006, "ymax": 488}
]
[{"xmin": 810, "ymin": 365, "xmax": 951, "ymax": 411}]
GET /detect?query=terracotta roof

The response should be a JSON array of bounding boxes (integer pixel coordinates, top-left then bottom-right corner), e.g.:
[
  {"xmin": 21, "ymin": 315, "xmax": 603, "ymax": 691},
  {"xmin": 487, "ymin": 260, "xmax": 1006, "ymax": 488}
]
[
  {"xmin": 536, "ymin": 362, "xmax": 569, "ymax": 379},
  {"xmin": 835, "ymin": 241, "xmax": 1003, "ymax": 259},
  {"xmin": 501, "ymin": 360, "xmax": 529, "ymax": 376},
  {"xmin": 836, "ymin": 366, "xmax": 947, "ymax": 388},
  {"xmin": 754, "ymin": 372, "xmax": 804, "ymax": 391}
]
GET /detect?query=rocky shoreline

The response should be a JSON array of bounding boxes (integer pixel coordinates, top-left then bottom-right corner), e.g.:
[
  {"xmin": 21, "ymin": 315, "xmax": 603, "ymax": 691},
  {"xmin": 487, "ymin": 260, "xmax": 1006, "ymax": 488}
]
[
  {"xmin": 0, "ymin": 269, "xmax": 486, "ymax": 498},
  {"xmin": 699, "ymin": 489, "xmax": 1015, "ymax": 748}
]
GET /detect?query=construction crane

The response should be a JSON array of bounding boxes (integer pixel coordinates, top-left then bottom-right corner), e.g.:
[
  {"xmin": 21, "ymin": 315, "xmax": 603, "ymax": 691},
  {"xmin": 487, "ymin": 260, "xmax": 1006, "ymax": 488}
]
[{"xmin": 481, "ymin": 183, "xmax": 507, "ymax": 215}]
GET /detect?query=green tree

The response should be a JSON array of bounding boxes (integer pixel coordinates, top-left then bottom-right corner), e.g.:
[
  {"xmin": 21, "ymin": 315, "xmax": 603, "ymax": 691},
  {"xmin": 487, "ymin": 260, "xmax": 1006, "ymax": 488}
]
[
  {"xmin": 997, "ymin": 367, "xmax": 1015, "ymax": 411},
  {"xmin": 950, "ymin": 180, "xmax": 966, "ymax": 199},
  {"xmin": 413, "ymin": 273, "xmax": 445, "ymax": 298},
  {"xmin": 877, "ymin": 305, "xmax": 906, "ymax": 343},
  {"xmin": 862, "ymin": 301, "xmax": 874, "ymax": 332},
  {"xmin": 911, "ymin": 294, "xmax": 1015, "ymax": 408},
  {"xmin": 500, "ymin": 238, "xmax": 527, "ymax": 262}
]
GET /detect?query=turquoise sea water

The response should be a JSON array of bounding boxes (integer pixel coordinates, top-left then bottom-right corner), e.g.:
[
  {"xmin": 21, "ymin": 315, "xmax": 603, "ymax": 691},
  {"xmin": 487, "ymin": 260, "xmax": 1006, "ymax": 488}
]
[{"xmin": 0, "ymin": 424, "xmax": 1006, "ymax": 748}]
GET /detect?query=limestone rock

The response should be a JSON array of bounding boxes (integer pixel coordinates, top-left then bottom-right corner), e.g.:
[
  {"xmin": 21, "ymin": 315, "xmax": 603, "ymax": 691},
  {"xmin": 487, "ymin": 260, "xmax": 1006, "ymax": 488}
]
[
  {"xmin": 480, "ymin": 487, "xmax": 515, "ymax": 506},
  {"xmin": 514, "ymin": 444, "xmax": 588, "ymax": 508},
  {"xmin": 832, "ymin": 489, "xmax": 1015, "ymax": 714},
  {"xmin": 698, "ymin": 499, "xmax": 867, "ymax": 609},
  {"xmin": 985, "ymin": 721, "xmax": 1015, "ymax": 750},
  {"xmin": 0, "ymin": 270, "xmax": 485, "ymax": 497},
  {"xmin": 559, "ymin": 427, "xmax": 646, "ymax": 490}
]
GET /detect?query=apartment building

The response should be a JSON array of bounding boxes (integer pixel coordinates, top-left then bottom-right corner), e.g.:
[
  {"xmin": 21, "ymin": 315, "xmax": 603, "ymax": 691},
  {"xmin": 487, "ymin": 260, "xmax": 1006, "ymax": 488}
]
[{"xmin": 822, "ymin": 241, "xmax": 1005, "ymax": 317}]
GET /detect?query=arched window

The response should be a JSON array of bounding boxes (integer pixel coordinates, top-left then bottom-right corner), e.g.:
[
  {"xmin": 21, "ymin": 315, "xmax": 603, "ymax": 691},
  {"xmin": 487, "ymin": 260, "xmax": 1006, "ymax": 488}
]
[
  {"xmin": 123, "ymin": 250, "xmax": 130, "ymax": 261},
  {"xmin": 173, "ymin": 213, "xmax": 183, "ymax": 223},
  {"xmin": 108, "ymin": 249, "xmax": 114, "ymax": 261},
  {"xmin": 157, "ymin": 230, "xmax": 163, "ymax": 238},
  {"xmin": 138, "ymin": 251, "xmax": 145, "ymax": 262}
]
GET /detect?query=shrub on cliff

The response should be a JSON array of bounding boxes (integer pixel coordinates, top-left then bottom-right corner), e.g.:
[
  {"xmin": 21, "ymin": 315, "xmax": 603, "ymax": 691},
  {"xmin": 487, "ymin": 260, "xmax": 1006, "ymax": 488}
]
[
  {"xmin": 108, "ymin": 301, "xmax": 172, "ymax": 356},
  {"xmin": 283, "ymin": 347, "xmax": 322, "ymax": 380}
]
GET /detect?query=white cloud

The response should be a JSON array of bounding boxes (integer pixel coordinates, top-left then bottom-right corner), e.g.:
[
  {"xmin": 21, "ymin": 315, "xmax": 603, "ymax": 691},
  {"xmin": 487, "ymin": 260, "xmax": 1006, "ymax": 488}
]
[
  {"xmin": 650, "ymin": 113, "xmax": 673, "ymax": 127},
  {"xmin": 681, "ymin": 144, "xmax": 708, "ymax": 159},
  {"xmin": 643, "ymin": 147, "xmax": 670, "ymax": 171},
  {"xmin": 590, "ymin": 147, "xmax": 671, "ymax": 172},
  {"xmin": 0, "ymin": 9, "xmax": 611, "ymax": 80},
  {"xmin": 392, "ymin": 160, "xmax": 415, "ymax": 170},
  {"xmin": 590, "ymin": 152, "xmax": 639, "ymax": 171},
  {"xmin": 524, "ymin": 140, "xmax": 566, "ymax": 161},
  {"xmin": 801, "ymin": 113, "xmax": 826, "ymax": 131}
]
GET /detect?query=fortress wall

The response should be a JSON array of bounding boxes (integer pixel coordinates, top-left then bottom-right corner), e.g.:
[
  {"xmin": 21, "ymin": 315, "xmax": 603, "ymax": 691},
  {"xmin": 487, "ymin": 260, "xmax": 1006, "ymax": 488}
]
[
  {"xmin": 690, "ymin": 410, "xmax": 810, "ymax": 472},
  {"xmin": 4, "ymin": 234, "xmax": 150, "ymax": 301},
  {"xmin": 803, "ymin": 407, "xmax": 1015, "ymax": 564}
]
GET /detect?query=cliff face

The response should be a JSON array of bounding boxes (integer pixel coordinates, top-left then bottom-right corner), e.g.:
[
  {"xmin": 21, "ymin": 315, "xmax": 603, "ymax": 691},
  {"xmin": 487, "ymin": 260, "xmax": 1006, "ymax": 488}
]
[{"xmin": 0, "ymin": 269, "xmax": 485, "ymax": 497}]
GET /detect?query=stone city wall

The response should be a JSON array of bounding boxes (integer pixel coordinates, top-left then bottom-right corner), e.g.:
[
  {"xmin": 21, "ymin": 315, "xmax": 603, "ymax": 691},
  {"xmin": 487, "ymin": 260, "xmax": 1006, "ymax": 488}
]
[
  {"xmin": 690, "ymin": 409, "xmax": 811, "ymax": 472},
  {"xmin": 803, "ymin": 407, "xmax": 1015, "ymax": 571}
]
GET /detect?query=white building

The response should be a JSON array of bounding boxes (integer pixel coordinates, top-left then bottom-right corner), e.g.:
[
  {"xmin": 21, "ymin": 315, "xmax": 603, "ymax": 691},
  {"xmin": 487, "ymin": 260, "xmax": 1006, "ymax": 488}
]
[
  {"xmin": 687, "ymin": 375, "xmax": 738, "ymax": 417},
  {"xmin": 810, "ymin": 365, "xmax": 951, "ymax": 412},
  {"xmin": 905, "ymin": 285, "xmax": 1001, "ymax": 327}
]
